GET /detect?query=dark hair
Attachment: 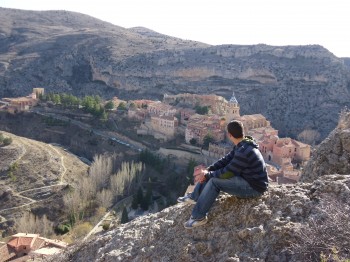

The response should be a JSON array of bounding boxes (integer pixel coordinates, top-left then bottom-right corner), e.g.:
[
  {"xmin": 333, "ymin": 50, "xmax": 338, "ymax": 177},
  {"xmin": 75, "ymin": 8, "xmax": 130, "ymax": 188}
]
[{"xmin": 227, "ymin": 120, "xmax": 244, "ymax": 138}]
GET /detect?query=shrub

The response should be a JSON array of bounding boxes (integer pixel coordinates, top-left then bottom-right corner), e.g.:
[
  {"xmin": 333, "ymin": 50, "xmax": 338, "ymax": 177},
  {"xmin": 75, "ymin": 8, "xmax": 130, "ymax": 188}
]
[
  {"xmin": 55, "ymin": 223, "xmax": 71, "ymax": 235},
  {"xmin": 102, "ymin": 222, "xmax": 110, "ymax": 231},
  {"xmin": 290, "ymin": 198, "xmax": 350, "ymax": 261},
  {"xmin": 3, "ymin": 137, "xmax": 12, "ymax": 146},
  {"xmin": 71, "ymin": 222, "xmax": 93, "ymax": 240}
]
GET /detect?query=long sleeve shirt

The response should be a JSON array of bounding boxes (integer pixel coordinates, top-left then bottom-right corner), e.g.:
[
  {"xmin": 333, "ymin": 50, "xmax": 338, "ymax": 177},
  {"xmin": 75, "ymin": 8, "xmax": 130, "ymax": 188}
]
[{"xmin": 206, "ymin": 136, "xmax": 268, "ymax": 193}]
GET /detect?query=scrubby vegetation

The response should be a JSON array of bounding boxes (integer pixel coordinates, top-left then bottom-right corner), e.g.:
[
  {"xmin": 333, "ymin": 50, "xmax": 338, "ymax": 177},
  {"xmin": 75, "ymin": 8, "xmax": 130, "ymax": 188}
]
[
  {"xmin": 0, "ymin": 133, "xmax": 13, "ymax": 146},
  {"xmin": 290, "ymin": 198, "xmax": 350, "ymax": 261}
]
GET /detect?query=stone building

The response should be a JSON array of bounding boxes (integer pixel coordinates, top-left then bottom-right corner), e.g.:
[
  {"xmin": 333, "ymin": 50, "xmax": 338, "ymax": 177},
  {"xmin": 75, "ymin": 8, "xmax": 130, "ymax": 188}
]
[
  {"xmin": 148, "ymin": 101, "xmax": 177, "ymax": 117},
  {"xmin": 185, "ymin": 114, "xmax": 225, "ymax": 145},
  {"xmin": 260, "ymin": 137, "xmax": 311, "ymax": 166},
  {"xmin": 32, "ymin": 87, "xmax": 45, "ymax": 98},
  {"xmin": 163, "ymin": 93, "xmax": 228, "ymax": 115},
  {"xmin": 151, "ymin": 115, "xmax": 179, "ymax": 140},
  {"xmin": 128, "ymin": 108, "xmax": 148, "ymax": 121},
  {"xmin": 0, "ymin": 88, "xmax": 43, "ymax": 114}
]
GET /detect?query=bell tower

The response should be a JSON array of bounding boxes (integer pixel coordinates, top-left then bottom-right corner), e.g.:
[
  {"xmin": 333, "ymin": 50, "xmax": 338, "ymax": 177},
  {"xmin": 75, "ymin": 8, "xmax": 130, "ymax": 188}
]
[{"xmin": 225, "ymin": 92, "xmax": 240, "ymax": 124}]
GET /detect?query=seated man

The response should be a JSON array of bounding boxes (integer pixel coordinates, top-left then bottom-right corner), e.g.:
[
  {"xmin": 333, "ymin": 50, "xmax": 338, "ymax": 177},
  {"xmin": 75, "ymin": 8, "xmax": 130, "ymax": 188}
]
[{"xmin": 178, "ymin": 120, "xmax": 268, "ymax": 229}]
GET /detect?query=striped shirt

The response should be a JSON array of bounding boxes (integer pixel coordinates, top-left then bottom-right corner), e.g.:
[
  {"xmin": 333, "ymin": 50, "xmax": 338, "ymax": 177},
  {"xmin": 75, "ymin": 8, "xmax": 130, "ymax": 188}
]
[{"xmin": 207, "ymin": 136, "xmax": 268, "ymax": 193}]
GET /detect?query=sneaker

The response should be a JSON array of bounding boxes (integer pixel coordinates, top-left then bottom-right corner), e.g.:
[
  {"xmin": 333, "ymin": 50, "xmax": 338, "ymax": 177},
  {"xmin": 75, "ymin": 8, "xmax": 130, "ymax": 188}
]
[
  {"xmin": 177, "ymin": 193, "xmax": 196, "ymax": 205},
  {"xmin": 184, "ymin": 216, "xmax": 208, "ymax": 229}
]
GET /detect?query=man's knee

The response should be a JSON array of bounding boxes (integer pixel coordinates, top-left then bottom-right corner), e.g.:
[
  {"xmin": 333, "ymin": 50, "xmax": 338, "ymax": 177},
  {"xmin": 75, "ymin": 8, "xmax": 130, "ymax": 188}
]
[{"xmin": 209, "ymin": 177, "xmax": 222, "ymax": 191}]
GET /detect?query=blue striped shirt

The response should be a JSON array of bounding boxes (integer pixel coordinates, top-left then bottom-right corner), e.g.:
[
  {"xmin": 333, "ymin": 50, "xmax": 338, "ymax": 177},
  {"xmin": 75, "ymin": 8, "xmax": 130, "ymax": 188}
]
[{"xmin": 207, "ymin": 137, "xmax": 268, "ymax": 193}]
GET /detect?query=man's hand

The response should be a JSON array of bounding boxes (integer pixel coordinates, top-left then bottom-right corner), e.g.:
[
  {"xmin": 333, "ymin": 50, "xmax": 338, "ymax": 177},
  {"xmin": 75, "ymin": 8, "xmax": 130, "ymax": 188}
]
[{"xmin": 197, "ymin": 169, "xmax": 208, "ymax": 184}]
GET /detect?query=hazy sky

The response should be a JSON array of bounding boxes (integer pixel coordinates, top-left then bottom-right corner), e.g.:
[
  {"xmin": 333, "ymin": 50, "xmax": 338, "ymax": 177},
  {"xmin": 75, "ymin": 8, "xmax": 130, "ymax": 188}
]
[{"xmin": 1, "ymin": 0, "xmax": 349, "ymax": 57}]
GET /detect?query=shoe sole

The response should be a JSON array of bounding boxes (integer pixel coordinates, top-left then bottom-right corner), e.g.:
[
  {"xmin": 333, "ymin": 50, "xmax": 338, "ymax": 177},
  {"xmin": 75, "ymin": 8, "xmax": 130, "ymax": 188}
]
[
  {"xmin": 177, "ymin": 199, "xmax": 196, "ymax": 205},
  {"xmin": 184, "ymin": 218, "xmax": 208, "ymax": 229}
]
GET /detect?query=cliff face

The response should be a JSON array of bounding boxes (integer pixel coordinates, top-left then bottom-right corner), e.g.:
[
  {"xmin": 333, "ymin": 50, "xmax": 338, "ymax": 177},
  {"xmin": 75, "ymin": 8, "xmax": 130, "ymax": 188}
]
[
  {"xmin": 1, "ymin": 8, "xmax": 350, "ymax": 139},
  {"xmin": 300, "ymin": 109, "xmax": 350, "ymax": 182},
  {"xmin": 52, "ymin": 110, "xmax": 350, "ymax": 262}
]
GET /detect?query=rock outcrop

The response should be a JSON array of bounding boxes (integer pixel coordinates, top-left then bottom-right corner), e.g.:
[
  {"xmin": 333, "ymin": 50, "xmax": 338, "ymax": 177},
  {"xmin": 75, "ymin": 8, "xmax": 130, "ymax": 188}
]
[
  {"xmin": 52, "ymin": 113, "xmax": 350, "ymax": 261},
  {"xmin": 1, "ymin": 8, "xmax": 350, "ymax": 139},
  {"xmin": 301, "ymin": 109, "xmax": 350, "ymax": 182},
  {"xmin": 52, "ymin": 175, "xmax": 350, "ymax": 262}
]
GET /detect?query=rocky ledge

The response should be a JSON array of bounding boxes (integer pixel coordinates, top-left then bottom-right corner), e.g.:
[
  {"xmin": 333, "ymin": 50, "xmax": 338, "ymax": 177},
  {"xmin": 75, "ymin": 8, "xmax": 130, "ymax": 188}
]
[{"xmin": 52, "ymin": 174, "xmax": 350, "ymax": 262}]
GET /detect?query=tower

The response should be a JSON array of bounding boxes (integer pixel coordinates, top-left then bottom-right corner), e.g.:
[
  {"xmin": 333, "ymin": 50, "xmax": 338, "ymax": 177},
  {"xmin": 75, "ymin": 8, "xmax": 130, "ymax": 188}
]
[{"xmin": 225, "ymin": 92, "xmax": 240, "ymax": 124}]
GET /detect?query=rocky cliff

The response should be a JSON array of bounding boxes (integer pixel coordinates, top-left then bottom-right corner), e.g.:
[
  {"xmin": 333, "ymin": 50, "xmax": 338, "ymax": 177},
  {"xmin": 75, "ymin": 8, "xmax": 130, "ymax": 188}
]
[
  {"xmin": 52, "ymin": 115, "xmax": 350, "ymax": 261},
  {"xmin": 300, "ymin": 109, "xmax": 350, "ymax": 182},
  {"xmin": 1, "ymin": 8, "xmax": 350, "ymax": 140}
]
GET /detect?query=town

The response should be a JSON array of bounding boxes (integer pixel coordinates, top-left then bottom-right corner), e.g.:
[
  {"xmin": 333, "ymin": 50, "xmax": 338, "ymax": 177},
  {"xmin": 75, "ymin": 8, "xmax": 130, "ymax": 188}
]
[
  {"xmin": 0, "ymin": 90, "xmax": 316, "ymax": 261},
  {"xmin": 0, "ymin": 88, "xmax": 311, "ymax": 186}
]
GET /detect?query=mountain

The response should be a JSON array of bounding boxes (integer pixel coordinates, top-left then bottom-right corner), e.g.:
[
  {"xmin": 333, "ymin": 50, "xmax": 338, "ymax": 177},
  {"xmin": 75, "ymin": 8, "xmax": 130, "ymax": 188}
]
[
  {"xmin": 1, "ymin": 7, "xmax": 350, "ymax": 140},
  {"xmin": 51, "ymin": 111, "xmax": 350, "ymax": 261}
]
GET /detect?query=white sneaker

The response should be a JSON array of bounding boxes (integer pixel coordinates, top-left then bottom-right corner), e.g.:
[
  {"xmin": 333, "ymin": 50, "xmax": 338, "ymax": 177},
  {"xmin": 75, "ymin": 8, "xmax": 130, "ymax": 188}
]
[
  {"xmin": 177, "ymin": 193, "xmax": 195, "ymax": 205},
  {"xmin": 184, "ymin": 216, "xmax": 208, "ymax": 229}
]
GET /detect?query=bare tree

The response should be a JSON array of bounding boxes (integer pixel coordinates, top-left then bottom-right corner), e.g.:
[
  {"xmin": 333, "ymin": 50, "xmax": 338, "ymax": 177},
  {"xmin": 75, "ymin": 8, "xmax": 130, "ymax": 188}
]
[
  {"xmin": 89, "ymin": 153, "xmax": 118, "ymax": 190},
  {"xmin": 96, "ymin": 189, "xmax": 113, "ymax": 208},
  {"xmin": 110, "ymin": 161, "xmax": 145, "ymax": 199},
  {"xmin": 79, "ymin": 176, "xmax": 97, "ymax": 207},
  {"xmin": 15, "ymin": 213, "xmax": 53, "ymax": 237},
  {"xmin": 63, "ymin": 189, "xmax": 83, "ymax": 222}
]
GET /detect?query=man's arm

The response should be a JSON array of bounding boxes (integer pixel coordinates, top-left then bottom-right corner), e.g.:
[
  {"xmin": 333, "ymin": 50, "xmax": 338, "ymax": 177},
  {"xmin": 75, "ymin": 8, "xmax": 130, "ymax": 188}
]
[
  {"xmin": 206, "ymin": 149, "xmax": 249, "ymax": 179},
  {"xmin": 207, "ymin": 148, "xmax": 235, "ymax": 172}
]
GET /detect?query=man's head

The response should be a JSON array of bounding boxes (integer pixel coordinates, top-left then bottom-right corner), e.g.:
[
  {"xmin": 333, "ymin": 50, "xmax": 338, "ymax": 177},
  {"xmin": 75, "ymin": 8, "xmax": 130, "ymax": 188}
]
[{"xmin": 227, "ymin": 120, "xmax": 244, "ymax": 145}]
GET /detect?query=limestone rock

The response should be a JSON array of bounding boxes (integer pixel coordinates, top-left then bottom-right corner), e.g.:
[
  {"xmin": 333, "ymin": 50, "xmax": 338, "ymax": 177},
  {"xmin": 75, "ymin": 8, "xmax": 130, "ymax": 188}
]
[
  {"xmin": 52, "ymin": 175, "xmax": 350, "ymax": 262},
  {"xmin": 301, "ymin": 110, "xmax": 350, "ymax": 182}
]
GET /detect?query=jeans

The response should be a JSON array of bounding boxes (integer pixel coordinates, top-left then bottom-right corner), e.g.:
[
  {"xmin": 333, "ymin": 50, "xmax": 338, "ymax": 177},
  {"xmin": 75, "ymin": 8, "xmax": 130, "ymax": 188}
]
[{"xmin": 190, "ymin": 176, "xmax": 262, "ymax": 220}]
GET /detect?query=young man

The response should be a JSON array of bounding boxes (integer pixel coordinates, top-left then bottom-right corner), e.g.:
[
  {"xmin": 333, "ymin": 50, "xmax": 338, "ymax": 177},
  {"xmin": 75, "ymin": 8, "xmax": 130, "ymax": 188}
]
[{"xmin": 178, "ymin": 120, "xmax": 268, "ymax": 229}]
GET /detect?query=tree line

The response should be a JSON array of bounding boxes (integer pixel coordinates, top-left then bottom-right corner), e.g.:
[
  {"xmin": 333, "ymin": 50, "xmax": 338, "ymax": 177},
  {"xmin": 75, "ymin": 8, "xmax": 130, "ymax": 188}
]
[{"xmin": 40, "ymin": 92, "xmax": 114, "ymax": 119}]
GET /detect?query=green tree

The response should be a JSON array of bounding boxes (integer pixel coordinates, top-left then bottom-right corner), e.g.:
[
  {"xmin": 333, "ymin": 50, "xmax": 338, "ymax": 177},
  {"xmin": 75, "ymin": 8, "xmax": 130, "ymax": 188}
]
[
  {"xmin": 140, "ymin": 195, "xmax": 149, "ymax": 211},
  {"xmin": 100, "ymin": 110, "xmax": 108, "ymax": 121},
  {"xmin": 194, "ymin": 104, "xmax": 209, "ymax": 115},
  {"xmin": 189, "ymin": 138, "xmax": 197, "ymax": 145},
  {"xmin": 105, "ymin": 101, "xmax": 114, "ymax": 110},
  {"xmin": 136, "ymin": 187, "xmax": 143, "ymax": 205},
  {"xmin": 120, "ymin": 206, "xmax": 129, "ymax": 224},
  {"xmin": 203, "ymin": 134, "xmax": 215, "ymax": 149},
  {"xmin": 186, "ymin": 158, "xmax": 197, "ymax": 185},
  {"xmin": 117, "ymin": 102, "xmax": 127, "ymax": 110},
  {"xmin": 131, "ymin": 194, "xmax": 139, "ymax": 210}
]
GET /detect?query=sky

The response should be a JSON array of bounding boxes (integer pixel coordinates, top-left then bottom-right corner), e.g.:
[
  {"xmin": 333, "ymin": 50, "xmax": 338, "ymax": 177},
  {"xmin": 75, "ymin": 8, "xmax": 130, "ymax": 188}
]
[{"xmin": 1, "ymin": 0, "xmax": 349, "ymax": 57}]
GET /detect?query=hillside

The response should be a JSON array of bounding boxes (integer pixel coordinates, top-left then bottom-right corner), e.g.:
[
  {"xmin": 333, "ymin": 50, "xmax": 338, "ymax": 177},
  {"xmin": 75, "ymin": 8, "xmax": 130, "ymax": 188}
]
[
  {"xmin": 1, "ymin": 7, "xmax": 350, "ymax": 140},
  {"xmin": 52, "ymin": 111, "xmax": 350, "ymax": 261},
  {"xmin": 0, "ymin": 131, "xmax": 88, "ymax": 236}
]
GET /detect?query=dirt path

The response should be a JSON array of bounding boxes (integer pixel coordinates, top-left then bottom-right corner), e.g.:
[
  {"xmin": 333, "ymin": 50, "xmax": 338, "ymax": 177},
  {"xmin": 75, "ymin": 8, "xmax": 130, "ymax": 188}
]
[{"xmin": 0, "ymin": 135, "xmax": 69, "ymax": 214}]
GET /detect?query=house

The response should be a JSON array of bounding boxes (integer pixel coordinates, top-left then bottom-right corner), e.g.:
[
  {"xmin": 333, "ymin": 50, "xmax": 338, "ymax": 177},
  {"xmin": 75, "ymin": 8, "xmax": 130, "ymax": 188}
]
[
  {"xmin": 185, "ymin": 114, "xmax": 225, "ymax": 145},
  {"xmin": 0, "ymin": 233, "xmax": 67, "ymax": 261},
  {"xmin": 147, "ymin": 101, "xmax": 177, "ymax": 117},
  {"xmin": 150, "ymin": 115, "xmax": 179, "ymax": 140},
  {"xmin": 128, "ymin": 108, "xmax": 148, "ymax": 121},
  {"xmin": 0, "ymin": 88, "xmax": 44, "ymax": 114}
]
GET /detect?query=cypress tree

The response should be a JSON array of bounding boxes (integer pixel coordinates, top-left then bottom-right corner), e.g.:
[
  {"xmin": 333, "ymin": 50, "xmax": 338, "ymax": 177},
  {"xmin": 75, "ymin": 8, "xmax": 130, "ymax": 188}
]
[{"xmin": 120, "ymin": 206, "xmax": 129, "ymax": 224}]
